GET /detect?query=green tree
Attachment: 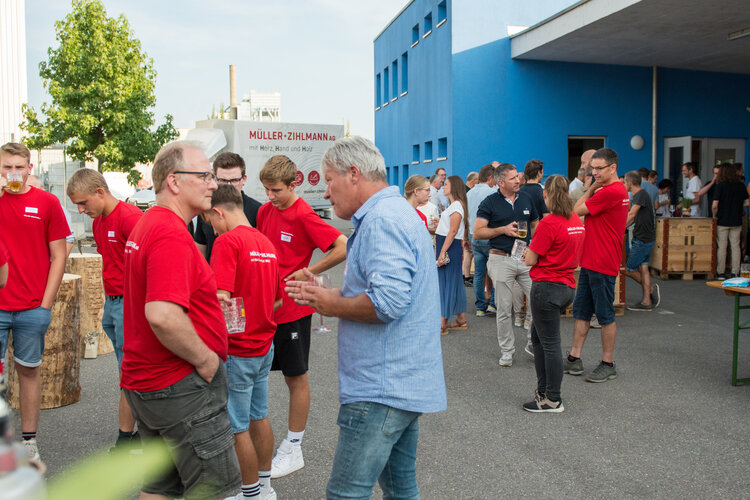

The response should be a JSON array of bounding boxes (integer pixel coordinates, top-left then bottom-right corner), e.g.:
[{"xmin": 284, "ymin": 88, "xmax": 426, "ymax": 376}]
[{"xmin": 21, "ymin": 0, "xmax": 177, "ymax": 185}]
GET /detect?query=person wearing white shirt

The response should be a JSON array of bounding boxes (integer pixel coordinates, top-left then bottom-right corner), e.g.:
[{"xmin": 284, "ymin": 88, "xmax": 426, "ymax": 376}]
[
  {"xmin": 569, "ymin": 150, "xmax": 595, "ymax": 194},
  {"xmin": 682, "ymin": 162, "xmax": 704, "ymax": 217}
]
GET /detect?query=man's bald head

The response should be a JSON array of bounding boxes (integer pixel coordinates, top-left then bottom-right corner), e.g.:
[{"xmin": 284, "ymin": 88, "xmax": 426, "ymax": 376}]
[
  {"xmin": 27, "ymin": 174, "xmax": 44, "ymax": 190},
  {"xmin": 581, "ymin": 149, "xmax": 596, "ymax": 170}
]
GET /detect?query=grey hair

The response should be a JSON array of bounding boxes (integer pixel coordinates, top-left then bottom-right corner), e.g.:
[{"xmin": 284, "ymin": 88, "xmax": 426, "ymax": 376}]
[
  {"xmin": 321, "ymin": 136, "xmax": 386, "ymax": 182},
  {"xmin": 494, "ymin": 163, "xmax": 517, "ymax": 183}
]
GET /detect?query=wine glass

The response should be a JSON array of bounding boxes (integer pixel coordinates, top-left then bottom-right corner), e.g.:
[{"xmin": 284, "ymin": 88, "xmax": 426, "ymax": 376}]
[{"xmin": 312, "ymin": 273, "xmax": 332, "ymax": 333}]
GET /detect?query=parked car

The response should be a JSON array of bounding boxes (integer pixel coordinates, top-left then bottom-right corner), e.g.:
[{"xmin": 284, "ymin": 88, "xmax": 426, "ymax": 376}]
[{"xmin": 126, "ymin": 188, "xmax": 155, "ymax": 212}]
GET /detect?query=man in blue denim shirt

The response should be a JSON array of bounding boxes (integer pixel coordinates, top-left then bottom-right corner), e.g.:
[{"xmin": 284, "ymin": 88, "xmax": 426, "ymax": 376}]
[{"xmin": 286, "ymin": 136, "xmax": 446, "ymax": 500}]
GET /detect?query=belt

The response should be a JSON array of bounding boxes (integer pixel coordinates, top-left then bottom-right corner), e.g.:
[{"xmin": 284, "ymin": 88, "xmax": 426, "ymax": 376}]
[
  {"xmin": 107, "ymin": 295, "xmax": 123, "ymax": 301},
  {"xmin": 489, "ymin": 249, "xmax": 510, "ymax": 256}
]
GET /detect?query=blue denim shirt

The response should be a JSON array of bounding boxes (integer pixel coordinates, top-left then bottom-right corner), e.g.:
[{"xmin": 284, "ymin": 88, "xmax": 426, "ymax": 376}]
[{"xmin": 338, "ymin": 186, "xmax": 447, "ymax": 413}]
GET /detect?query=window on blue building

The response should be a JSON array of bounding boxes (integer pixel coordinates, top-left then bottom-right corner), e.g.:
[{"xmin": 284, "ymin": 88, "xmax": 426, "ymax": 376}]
[
  {"xmin": 424, "ymin": 141, "xmax": 433, "ymax": 163},
  {"xmin": 412, "ymin": 144, "xmax": 420, "ymax": 164},
  {"xmin": 437, "ymin": 1, "xmax": 447, "ymax": 27},
  {"xmin": 375, "ymin": 73, "xmax": 381, "ymax": 109},
  {"xmin": 438, "ymin": 137, "xmax": 447, "ymax": 160},
  {"xmin": 412, "ymin": 24, "xmax": 419, "ymax": 47},
  {"xmin": 403, "ymin": 165, "xmax": 409, "ymax": 186},
  {"xmin": 386, "ymin": 166, "xmax": 391, "ymax": 184},
  {"xmin": 401, "ymin": 53, "xmax": 408, "ymax": 95},
  {"xmin": 392, "ymin": 60, "xmax": 398, "ymax": 101},
  {"xmin": 423, "ymin": 12, "xmax": 432, "ymax": 38},
  {"xmin": 393, "ymin": 165, "xmax": 399, "ymax": 187},
  {"xmin": 383, "ymin": 67, "xmax": 390, "ymax": 104}
]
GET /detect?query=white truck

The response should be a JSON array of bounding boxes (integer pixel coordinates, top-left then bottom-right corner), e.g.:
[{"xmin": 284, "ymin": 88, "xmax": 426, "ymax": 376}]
[{"xmin": 187, "ymin": 120, "xmax": 343, "ymax": 218}]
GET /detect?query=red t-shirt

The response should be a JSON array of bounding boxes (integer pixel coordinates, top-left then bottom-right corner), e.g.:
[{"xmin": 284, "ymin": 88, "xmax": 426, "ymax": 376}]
[
  {"xmin": 120, "ymin": 207, "xmax": 229, "ymax": 392},
  {"xmin": 529, "ymin": 213, "xmax": 585, "ymax": 288},
  {"xmin": 211, "ymin": 226, "xmax": 282, "ymax": 357},
  {"xmin": 0, "ymin": 187, "xmax": 71, "ymax": 310},
  {"xmin": 415, "ymin": 209, "xmax": 429, "ymax": 229},
  {"xmin": 0, "ymin": 237, "xmax": 8, "ymax": 267},
  {"xmin": 93, "ymin": 201, "xmax": 143, "ymax": 296},
  {"xmin": 582, "ymin": 181, "xmax": 630, "ymax": 276},
  {"xmin": 257, "ymin": 198, "xmax": 341, "ymax": 324}
]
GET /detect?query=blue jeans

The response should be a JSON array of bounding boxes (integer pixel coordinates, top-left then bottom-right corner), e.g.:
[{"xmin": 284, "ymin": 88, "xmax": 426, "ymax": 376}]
[
  {"xmin": 0, "ymin": 306, "xmax": 52, "ymax": 367},
  {"xmin": 327, "ymin": 401, "xmax": 422, "ymax": 500},
  {"xmin": 225, "ymin": 345, "xmax": 274, "ymax": 433},
  {"xmin": 101, "ymin": 296, "xmax": 124, "ymax": 367},
  {"xmin": 471, "ymin": 238, "xmax": 495, "ymax": 311}
]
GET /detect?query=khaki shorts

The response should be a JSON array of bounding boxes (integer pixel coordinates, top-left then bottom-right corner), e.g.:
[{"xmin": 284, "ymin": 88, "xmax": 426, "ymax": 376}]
[{"xmin": 124, "ymin": 364, "xmax": 241, "ymax": 499}]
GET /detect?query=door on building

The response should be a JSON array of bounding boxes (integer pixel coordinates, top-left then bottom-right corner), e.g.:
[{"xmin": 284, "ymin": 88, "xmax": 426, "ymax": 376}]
[
  {"xmin": 567, "ymin": 136, "xmax": 605, "ymax": 179},
  {"xmin": 663, "ymin": 137, "xmax": 746, "ymax": 201}
]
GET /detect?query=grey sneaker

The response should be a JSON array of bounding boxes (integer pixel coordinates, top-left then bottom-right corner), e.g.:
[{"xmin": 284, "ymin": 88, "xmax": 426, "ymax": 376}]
[
  {"xmin": 498, "ymin": 352, "xmax": 513, "ymax": 367},
  {"xmin": 590, "ymin": 315, "xmax": 602, "ymax": 329},
  {"xmin": 585, "ymin": 362, "xmax": 617, "ymax": 383},
  {"xmin": 476, "ymin": 309, "xmax": 487, "ymax": 317},
  {"xmin": 486, "ymin": 305, "xmax": 497, "ymax": 314},
  {"xmin": 563, "ymin": 353, "xmax": 583, "ymax": 375},
  {"xmin": 651, "ymin": 284, "xmax": 661, "ymax": 308},
  {"xmin": 514, "ymin": 315, "xmax": 523, "ymax": 327}
]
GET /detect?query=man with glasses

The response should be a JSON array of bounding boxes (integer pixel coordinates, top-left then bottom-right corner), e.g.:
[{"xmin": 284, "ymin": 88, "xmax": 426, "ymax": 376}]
[
  {"xmin": 194, "ymin": 152, "xmax": 262, "ymax": 261},
  {"xmin": 564, "ymin": 147, "xmax": 629, "ymax": 383},
  {"xmin": 121, "ymin": 142, "xmax": 241, "ymax": 499}
]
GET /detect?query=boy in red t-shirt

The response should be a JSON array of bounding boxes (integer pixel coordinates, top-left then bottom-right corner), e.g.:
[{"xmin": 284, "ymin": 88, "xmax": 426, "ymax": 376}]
[
  {"xmin": 207, "ymin": 185, "xmax": 282, "ymax": 500},
  {"xmin": 67, "ymin": 168, "xmax": 143, "ymax": 452},
  {"xmin": 0, "ymin": 143, "xmax": 69, "ymax": 461},
  {"xmin": 567, "ymin": 147, "xmax": 629, "ymax": 384},
  {"xmin": 257, "ymin": 155, "xmax": 347, "ymax": 478}
]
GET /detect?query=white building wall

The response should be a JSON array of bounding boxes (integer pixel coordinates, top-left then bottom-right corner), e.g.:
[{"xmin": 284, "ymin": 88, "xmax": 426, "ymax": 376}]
[{"xmin": 0, "ymin": 0, "xmax": 28, "ymax": 144}]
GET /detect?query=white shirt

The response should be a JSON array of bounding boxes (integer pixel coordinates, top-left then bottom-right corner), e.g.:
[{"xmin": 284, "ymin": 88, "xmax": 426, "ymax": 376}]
[
  {"xmin": 435, "ymin": 201, "xmax": 465, "ymax": 240},
  {"xmin": 656, "ymin": 193, "xmax": 670, "ymax": 216},
  {"xmin": 429, "ymin": 186, "xmax": 444, "ymax": 213},
  {"xmin": 686, "ymin": 176, "xmax": 704, "ymax": 217},
  {"xmin": 569, "ymin": 177, "xmax": 583, "ymax": 194},
  {"xmin": 417, "ymin": 201, "xmax": 439, "ymax": 222}
]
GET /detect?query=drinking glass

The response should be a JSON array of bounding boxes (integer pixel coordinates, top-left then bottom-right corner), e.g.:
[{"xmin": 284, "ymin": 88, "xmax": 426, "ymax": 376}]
[
  {"xmin": 511, "ymin": 239, "xmax": 527, "ymax": 261},
  {"xmin": 312, "ymin": 273, "xmax": 332, "ymax": 333},
  {"xmin": 222, "ymin": 297, "xmax": 246, "ymax": 334},
  {"xmin": 517, "ymin": 220, "xmax": 528, "ymax": 239},
  {"xmin": 6, "ymin": 171, "xmax": 23, "ymax": 193}
]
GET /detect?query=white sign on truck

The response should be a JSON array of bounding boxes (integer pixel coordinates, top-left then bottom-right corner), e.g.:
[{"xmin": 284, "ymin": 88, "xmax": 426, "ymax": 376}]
[{"xmin": 191, "ymin": 119, "xmax": 343, "ymax": 217}]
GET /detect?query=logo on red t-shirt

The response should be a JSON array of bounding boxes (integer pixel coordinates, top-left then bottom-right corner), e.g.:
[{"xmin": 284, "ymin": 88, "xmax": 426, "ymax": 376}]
[
  {"xmin": 294, "ymin": 171, "xmax": 304, "ymax": 186},
  {"xmin": 308, "ymin": 170, "xmax": 320, "ymax": 186}
]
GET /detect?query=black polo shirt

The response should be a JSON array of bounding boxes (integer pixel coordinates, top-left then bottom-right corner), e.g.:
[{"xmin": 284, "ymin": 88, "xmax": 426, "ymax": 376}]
[
  {"xmin": 194, "ymin": 191, "xmax": 262, "ymax": 261},
  {"xmin": 519, "ymin": 182, "xmax": 548, "ymax": 216},
  {"xmin": 476, "ymin": 190, "xmax": 539, "ymax": 253}
]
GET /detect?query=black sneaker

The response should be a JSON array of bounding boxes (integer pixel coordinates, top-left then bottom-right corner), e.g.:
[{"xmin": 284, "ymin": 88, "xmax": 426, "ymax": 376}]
[
  {"xmin": 717, "ymin": 273, "xmax": 727, "ymax": 281},
  {"xmin": 650, "ymin": 284, "xmax": 661, "ymax": 308},
  {"xmin": 523, "ymin": 391, "xmax": 564, "ymax": 413},
  {"xmin": 627, "ymin": 302, "xmax": 652, "ymax": 311},
  {"xmin": 109, "ymin": 431, "xmax": 142, "ymax": 455}
]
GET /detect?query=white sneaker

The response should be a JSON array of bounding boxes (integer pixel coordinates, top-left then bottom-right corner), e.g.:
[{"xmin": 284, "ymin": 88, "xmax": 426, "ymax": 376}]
[
  {"xmin": 513, "ymin": 315, "xmax": 523, "ymax": 327},
  {"xmin": 261, "ymin": 486, "xmax": 277, "ymax": 500},
  {"xmin": 22, "ymin": 437, "xmax": 40, "ymax": 461},
  {"xmin": 271, "ymin": 440, "xmax": 304, "ymax": 478},
  {"xmin": 524, "ymin": 343, "xmax": 534, "ymax": 357},
  {"xmin": 498, "ymin": 352, "xmax": 513, "ymax": 367},
  {"xmin": 523, "ymin": 317, "xmax": 531, "ymax": 330}
]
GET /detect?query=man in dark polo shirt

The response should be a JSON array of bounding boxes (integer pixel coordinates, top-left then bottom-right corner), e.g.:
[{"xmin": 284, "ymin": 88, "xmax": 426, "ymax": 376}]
[
  {"xmin": 474, "ymin": 163, "xmax": 539, "ymax": 367},
  {"xmin": 194, "ymin": 152, "xmax": 262, "ymax": 261}
]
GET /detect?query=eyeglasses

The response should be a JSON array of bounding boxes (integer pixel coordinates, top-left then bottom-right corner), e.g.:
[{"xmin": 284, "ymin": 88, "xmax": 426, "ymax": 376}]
[
  {"xmin": 216, "ymin": 177, "xmax": 243, "ymax": 185},
  {"xmin": 591, "ymin": 163, "xmax": 614, "ymax": 172},
  {"xmin": 173, "ymin": 171, "xmax": 217, "ymax": 183},
  {"xmin": 417, "ymin": 187, "xmax": 431, "ymax": 192}
]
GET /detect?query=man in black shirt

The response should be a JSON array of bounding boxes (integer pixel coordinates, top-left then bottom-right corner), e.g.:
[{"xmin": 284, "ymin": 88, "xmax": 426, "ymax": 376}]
[
  {"xmin": 194, "ymin": 152, "xmax": 262, "ymax": 261},
  {"xmin": 623, "ymin": 171, "xmax": 659, "ymax": 311},
  {"xmin": 474, "ymin": 163, "xmax": 539, "ymax": 367},
  {"xmin": 712, "ymin": 164, "xmax": 749, "ymax": 278},
  {"xmin": 520, "ymin": 159, "xmax": 547, "ymax": 219}
]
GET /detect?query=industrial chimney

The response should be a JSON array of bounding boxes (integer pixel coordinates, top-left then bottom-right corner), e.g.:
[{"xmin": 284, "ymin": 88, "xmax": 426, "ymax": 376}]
[{"xmin": 229, "ymin": 65, "xmax": 238, "ymax": 119}]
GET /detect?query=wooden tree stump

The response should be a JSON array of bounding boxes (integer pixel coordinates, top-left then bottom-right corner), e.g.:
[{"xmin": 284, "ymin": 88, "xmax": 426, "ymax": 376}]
[
  {"xmin": 65, "ymin": 253, "xmax": 112, "ymax": 356},
  {"xmin": 6, "ymin": 274, "xmax": 82, "ymax": 409}
]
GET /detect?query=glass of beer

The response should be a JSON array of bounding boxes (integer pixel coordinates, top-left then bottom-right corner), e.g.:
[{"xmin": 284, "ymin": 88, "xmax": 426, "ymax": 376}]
[
  {"xmin": 6, "ymin": 171, "xmax": 23, "ymax": 193},
  {"xmin": 517, "ymin": 221, "xmax": 528, "ymax": 239},
  {"xmin": 311, "ymin": 273, "xmax": 332, "ymax": 333}
]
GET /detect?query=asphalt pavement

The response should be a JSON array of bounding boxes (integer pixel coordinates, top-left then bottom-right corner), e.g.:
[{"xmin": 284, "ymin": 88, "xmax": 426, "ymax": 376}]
[{"xmin": 14, "ymin": 217, "xmax": 750, "ymax": 499}]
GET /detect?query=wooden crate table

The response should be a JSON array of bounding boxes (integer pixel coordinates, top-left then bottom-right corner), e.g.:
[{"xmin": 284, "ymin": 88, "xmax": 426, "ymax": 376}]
[
  {"xmin": 706, "ymin": 280, "xmax": 750, "ymax": 386},
  {"xmin": 65, "ymin": 252, "xmax": 112, "ymax": 357},
  {"xmin": 649, "ymin": 217, "xmax": 716, "ymax": 280},
  {"xmin": 6, "ymin": 274, "xmax": 82, "ymax": 409}
]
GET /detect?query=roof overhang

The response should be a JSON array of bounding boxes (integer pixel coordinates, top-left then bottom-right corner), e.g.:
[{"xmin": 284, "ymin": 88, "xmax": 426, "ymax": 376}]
[{"xmin": 511, "ymin": 0, "xmax": 750, "ymax": 75}]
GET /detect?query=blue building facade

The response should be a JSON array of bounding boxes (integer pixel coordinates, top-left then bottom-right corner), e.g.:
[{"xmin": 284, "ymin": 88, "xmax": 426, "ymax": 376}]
[{"xmin": 374, "ymin": 0, "xmax": 750, "ymax": 191}]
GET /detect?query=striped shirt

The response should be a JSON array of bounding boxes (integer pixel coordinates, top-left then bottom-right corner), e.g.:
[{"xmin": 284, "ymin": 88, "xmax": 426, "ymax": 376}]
[{"xmin": 338, "ymin": 186, "xmax": 447, "ymax": 413}]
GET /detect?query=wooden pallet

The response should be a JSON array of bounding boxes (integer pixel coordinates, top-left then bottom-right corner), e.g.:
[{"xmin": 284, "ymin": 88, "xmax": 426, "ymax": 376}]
[{"xmin": 650, "ymin": 269, "xmax": 713, "ymax": 281}]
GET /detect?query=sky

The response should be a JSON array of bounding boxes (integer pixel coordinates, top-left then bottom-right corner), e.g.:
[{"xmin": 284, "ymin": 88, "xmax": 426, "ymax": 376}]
[{"xmin": 25, "ymin": 0, "xmax": 409, "ymax": 140}]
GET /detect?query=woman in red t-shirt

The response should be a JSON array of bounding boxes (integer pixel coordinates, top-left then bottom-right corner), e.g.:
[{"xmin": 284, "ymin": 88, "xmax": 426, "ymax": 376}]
[
  {"xmin": 522, "ymin": 175, "xmax": 585, "ymax": 413},
  {"xmin": 404, "ymin": 174, "xmax": 432, "ymax": 230}
]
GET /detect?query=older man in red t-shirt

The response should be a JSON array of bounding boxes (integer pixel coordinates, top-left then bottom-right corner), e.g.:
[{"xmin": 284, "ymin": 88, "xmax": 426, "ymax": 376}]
[
  {"xmin": 565, "ymin": 147, "xmax": 629, "ymax": 383},
  {"xmin": 121, "ymin": 142, "xmax": 240, "ymax": 499}
]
